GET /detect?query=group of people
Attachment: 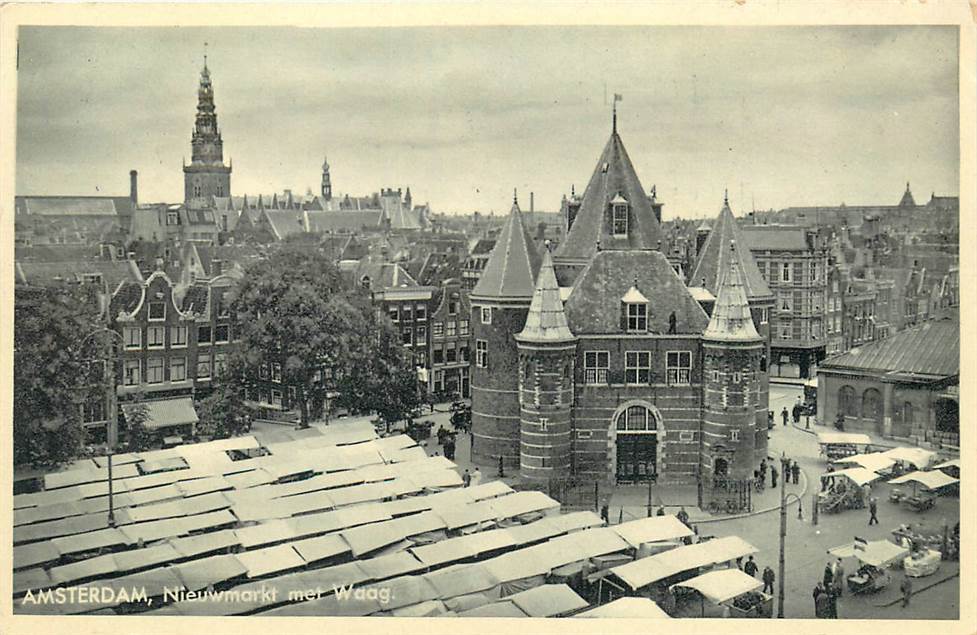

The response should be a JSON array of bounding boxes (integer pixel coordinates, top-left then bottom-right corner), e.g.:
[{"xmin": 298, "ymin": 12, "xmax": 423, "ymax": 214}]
[
  {"xmin": 460, "ymin": 467, "xmax": 482, "ymax": 488},
  {"xmin": 739, "ymin": 555, "xmax": 777, "ymax": 595},
  {"xmin": 813, "ymin": 558, "xmax": 846, "ymax": 618},
  {"xmin": 753, "ymin": 456, "xmax": 801, "ymax": 491},
  {"xmin": 435, "ymin": 426, "xmax": 457, "ymax": 460}
]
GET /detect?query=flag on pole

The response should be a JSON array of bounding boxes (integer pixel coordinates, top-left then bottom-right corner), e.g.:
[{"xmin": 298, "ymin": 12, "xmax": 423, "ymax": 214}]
[{"xmin": 614, "ymin": 93, "xmax": 623, "ymax": 102}]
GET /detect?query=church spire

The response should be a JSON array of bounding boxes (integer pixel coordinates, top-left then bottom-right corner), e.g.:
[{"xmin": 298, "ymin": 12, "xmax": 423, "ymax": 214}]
[{"xmin": 184, "ymin": 50, "xmax": 231, "ymax": 207}]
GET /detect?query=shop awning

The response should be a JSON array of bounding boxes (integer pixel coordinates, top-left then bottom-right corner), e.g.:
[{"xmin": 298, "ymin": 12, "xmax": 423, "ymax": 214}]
[
  {"xmin": 611, "ymin": 515, "xmax": 694, "ymax": 548},
  {"xmin": 821, "ymin": 467, "xmax": 881, "ymax": 487},
  {"xmin": 829, "ymin": 539, "xmax": 909, "ymax": 568},
  {"xmin": 609, "ymin": 535, "xmax": 758, "ymax": 590},
  {"xmin": 290, "ymin": 533, "xmax": 351, "ymax": 563},
  {"xmin": 888, "ymin": 470, "xmax": 958, "ymax": 490},
  {"xmin": 882, "ymin": 447, "xmax": 937, "ymax": 469},
  {"xmin": 575, "ymin": 597, "xmax": 671, "ymax": 618},
  {"xmin": 171, "ymin": 553, "xmax": 248, "ymax": 591},
  {"xmin": 671, "ymin": 568, "xmax": 763, "ymax": 604},
  {"xmin": 122, "ymin": 398, "xmax": 199, "ymax": 430},
  {"xmin": 835, "ymin": 453, "xmax": 896, "ymax": 473},
  {"xmin": 933, "ymin": 458, "xmax": 960, "ymax": 470},
  {"xmin": 235, "ymin": 544, "xmax": 305, "ymax": 578},
  {"xmin": 506, "ymin": 583, "xmax": 588, "ymax": 617}
]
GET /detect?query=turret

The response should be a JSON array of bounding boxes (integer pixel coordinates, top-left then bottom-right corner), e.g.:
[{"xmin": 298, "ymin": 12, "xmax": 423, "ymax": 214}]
[{"xmin": 321, "ymin": 156, "xmax": 332, "ymax": 201}]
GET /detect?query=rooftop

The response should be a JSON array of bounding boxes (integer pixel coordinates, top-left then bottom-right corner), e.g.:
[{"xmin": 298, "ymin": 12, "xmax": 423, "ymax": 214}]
[{"xmin": 820, "ymin": 318, "xmax": 958, "ymax": 379}]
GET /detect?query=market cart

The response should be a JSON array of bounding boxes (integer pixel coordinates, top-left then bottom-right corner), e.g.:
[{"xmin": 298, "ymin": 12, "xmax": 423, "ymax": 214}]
[
  {"xmin": 817, "ymin": 432, "xmax": 873, "ymax": 462},
  {"xmin": 903, "ymin": 548, "xmax": 941, "ymax": 578},
  {"xmin": 887, "ymin": 471, "xmax": 958, "ymax": 512},
  {"xmin": 828, "ymin": 539, "xmax": 909, "ymax": 595},
  {"xmin": 671, "ymin": 568, "xmax": 771, "ymax": 618},
  {"xmin": 818, "ymin": 468, "xmax": 880, "ymax": 514}
]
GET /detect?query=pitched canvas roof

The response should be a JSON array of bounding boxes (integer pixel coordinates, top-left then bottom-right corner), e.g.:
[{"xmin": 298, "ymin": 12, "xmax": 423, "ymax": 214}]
[
  {"xmin": 820, "ymin": 318, "xmax": 958, "ymax": 379},
  {"xmin": 515, "ymin": 251, "xmax": 575, "ymax": 344},
  {"xmin": 555, "ymin": 130, "xmax": 661, "ymax": 261},
  {"xmin": 702, "ymin": 242, "xmax": 763, "ymax": 343},
  {"xmin": 470, "ymin": 200, "xmax": 542, "ymax": 302},
  {"xmin": 690, "ymin": 201, "xmax": 773, "ymax": 301},
  {"xmin": 564, "ymin": 250, "xmax": 709, "ymax": 335}
]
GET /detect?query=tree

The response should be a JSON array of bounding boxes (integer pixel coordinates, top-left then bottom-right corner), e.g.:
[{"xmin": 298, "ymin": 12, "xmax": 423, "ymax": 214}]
[
  {"xmin": 14, "ymin": 285, "xmax": 103, "ymax": 469},
  {"xmin": 123, "ymin": 401, "xmax": 153, "ymax": 452},
  {"xmin": 195, "ymin": 377, "xmax": 250, "ymax": 439}
]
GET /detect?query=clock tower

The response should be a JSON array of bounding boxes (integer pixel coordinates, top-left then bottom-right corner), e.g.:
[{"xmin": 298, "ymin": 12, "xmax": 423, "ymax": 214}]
[{"xmin": 183, "ymin": 54, "xmax": 231, "ymax": 208}]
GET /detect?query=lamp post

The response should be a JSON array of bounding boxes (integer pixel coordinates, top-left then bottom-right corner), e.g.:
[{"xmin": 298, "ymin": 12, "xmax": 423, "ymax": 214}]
[
  {"xmin": 81, "ymin": 328, "xmax": 124, "ymax": 528},
  {"xmin": 778, "ymin": 486, "xmax": 805, "ymax": 618}
]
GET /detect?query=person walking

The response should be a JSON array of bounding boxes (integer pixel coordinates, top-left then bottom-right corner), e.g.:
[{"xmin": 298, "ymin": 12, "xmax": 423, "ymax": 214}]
[
  {"xmin": 812, "ymin": 582, "xmax": 824, "ymax": 616},
  {"xmin": 462, "ymin": 469, "xmax": 471, "ymax": 487},
  {"xmin": 792, "ymin": 461, "xmax": 801, "ymax": 484},
  {"xmin": 771, "ymin": 465, "xmax": 779, "ymax": 489},
  {"xmin": 815, "ymin": 586, "xmax": 831, "ymax": 619},
  {"xmin": 833, "ymin": 558, "xmax": 845, "ymax": 596},
  {"xmin": 869, "ymin": 496, "xmax": 879, "ymax": 525},
  {"xmin": 656, "ymin": 506, "xmax": 666, "ymax": 517},
  {"xmin": 676, "ymin": 506, "xmax": 690, "ymax": 527},
  {"xmin": 600, "ymin": 503, "xmax": 609, "ymax": 524},
  {"xmin": 470, "ymin": 467, "xmax": 482, "ymax": 487},
  {"xmin": 828, "ymin": 586, "xmax": 839, "ymax": 619},
  {"xmin": 823, "ymin": 562, "xmax": 834, "ymax": 589},
  {"xmin": 900, "ymin": 576, "xmax": 913, "ymax": 608},
  {"xmin": 743, "ymin": 555, "xmax": 759, "ymax": 578},
  {"xmin": 762, "ymin": 566, "xmax": 775, "ymax": 594},
  {"xmin": 781, "ymin": 407, "xmax": 789, "ymax": 426}
]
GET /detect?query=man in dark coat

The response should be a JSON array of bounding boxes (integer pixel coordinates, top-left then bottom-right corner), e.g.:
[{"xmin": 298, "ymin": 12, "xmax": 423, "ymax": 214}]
[
  {"xmin": 600, "ymin": 504, "xmax": 609, "ymax": 524},
  {"xmin": 762, "ymin": 566, "xmax": 775, "ymax": 594},
  {"xmin": 744, "ymin": 555, "xmax": 759, "ymax": 577},
  {"xmin": 771, "ymin": 465, "xmax": 779, "ymax": 489},
  {"xmin": 869, "ymin": 496, "xmax": 879, "ymax": 525},
  {"xmin": 781, "ymin": 407, "xmax": 789, "ymax": 426},
  {"xmin": 900, "ymin": 576, "xmax": 913, "ymax": 607},
  {"xmin": 815, "ymin": 587, "xmax": 831, "ymax": 619},
  {"xmin": 676, "ymin": 506, "xmax": 690, "ymax": 527},
  {"xmin": 823, "ymin": 562, "xmax": 834, "ymax": 589},
  {"xmin": 791, "ymin": 461, "xmax": 801, "ymax": 485},
  {"xmin": 812, "ymin": 582, "xmax": 824, "ymax": 615}
]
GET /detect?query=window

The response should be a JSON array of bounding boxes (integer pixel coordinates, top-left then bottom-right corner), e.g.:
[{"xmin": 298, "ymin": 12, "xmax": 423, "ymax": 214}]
[
  {"xmin": 612, "ymin": 202, "xmax": 628, "ymax": 236},
  {"xmin": 193, "ymin": 184, "xmax": 201, "ymax": 197},
  {"xmin": 446, "ymin": 342, "xmax": 457, "ymax": 363},
  {"xmin": 730, "ymin": 429, "xmax": 740, "ymax": 442},
  {"xmin": 732, "ymin": 371, "xmax": 742, "ymax": 383},
  {"xmin": 389, "ymin": 307, "xmax": 399, "ymax": 322},
  {"xmin": 481, "ymin": 307, "xmax": 492, "ymax": 324},
  {"xmin": 403, "ymin": 306, "xmax": 413, "ymax": 322},
  {"xmin": 666, "ymin": 351, "xmax": 692, "ymax": 385},
  {"xmin": 272, "ymin": 390, "xmax": 283, "ymax": 406},
  {"xmin": 711, "ymin": 370, "xmax": 720, "ymax": 383},
  {"xmin": 215, "ymin": 324, "xmax": 230, "ymax": 343},
  {"xmin": 475, "ymin": 340, "xmax": 488, "ymax": 368},
  {"xmin": 170, "ymin": 326, "xmax": 188, "ymax": 347},
  {"xmin": 679, "ymin": 431, "xmax": 696, "ymax": 442},
  {"xmin": 625, "ymin": 351, "xmax": 651, "ymax": 384},
  {"xmin": 615, "ymin": 405, "xmax": 653, "ymax": 431},
  {"xmin": 81, "ymin": 398, "xmax": 106, "ymax": 424},
  {"xmin": 216, "ymin": 184, "xmax": 224, "ymax": 197},
  {"xmin": 272, "ymin": 363, "xmax": 282, "ymax": 383},
  {"xmin": 124, "ymin": 327, "xmax": 142, "ymax": 350},
  {"xmin": 538, "ymin": 418, "xmax": 549, "ymax": 432},
  {"xmin": 449, "ymin": 297, "xmax": 459, "ymax": 315},
  {"xmin": 198, "ymin": 325, "xmax": 212, "ymax": 345},
  {"xmin": 459, "ymin": 320, "xmax": 469, "ymax": 336},
  {"xmin": 147, "ymin": 326, "xmax": 165, "ymax": 349},
  {"xmin": 460, "ymin": 344, "xmax": 470, "ymax": 362},
  {"xmin": 779, "ymin": 321, "xmax": 792, "ymax": 339},
  {"xmin": 416, "ymin": 305, "xmax": 427, "ymax": 321},
  {"xmin": 446, "ymin": 321, "xmax": 457, "ymax": 337},
  {"xmin": 584, "ymin": 351, "xmax": 610, "ymax": 384},
  {"xmin": 170, "ymin": 357, "xmax": 187, "ymax": 382},
  {"xmin": 124, "ymin": 359, "xmax": 140, "ymax": 385},
  {"xmin": 781, "ymin": 263, "xmax": 791, "ymax": 283},
  {"xmin": 433, "ymin": 344, "xmax": 444, "ymax": 365},
  {"xmin": 146, "ymin": 358, "xmax": 164, "ymax": 384},
  {"xmin": 433, "ymin": 322, "xmax": 444, "ymax": 338},
  {"xmin": 197, "ymin": 354, "xmax": 212, "ymax": 378},
  {"xmin": 215, "ymin": 353, "xmax": 227, "ymax": 376},
  {"xmin": 416, "ymin": 326, "xmax": 427, "ymax": 342},
  {"xmin": 148, "ymin": 302, "xmax": 166, "ymax": 321},
  {"xmin": 793, "ymin": 263, "xmax": 803, "ymax": 284},
  {"xmin": 778, "ymin": 291, "xmax": 792, "ymax": 313},
  {"xmin": 626, "ymin": 303, "xmax": 647, "ymax": 332},
  {"xmin": 167, "ymin": 211, "xmax": 179, "ymax": 225},
  {"xmin": 812, "ymin": 262, "xmax": 821, "ymax": 281},
  {"xmin": 217, "ymin": 299, "xmax": 230, "ymax": 319},
  {"xmin": 759, "ymin": 308, "xmax": 769, "ymax": 325},
  {"xmin": 259, "ymin": 364, "xmax": 270, "ymax": 380}
]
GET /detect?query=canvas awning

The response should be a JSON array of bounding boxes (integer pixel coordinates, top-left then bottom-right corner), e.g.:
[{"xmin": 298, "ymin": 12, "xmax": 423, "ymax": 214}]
[
  {"xmin": 671, "ymin": 568, "xmax": 763, "ymax": 604},
  {"xmin": 423, "ymin": 562, "xmax": 501, "ymax": 598},
  {"xmin": 835, "ymin": 453, "xmax": 896, "ymax": 473},
  {"xmin": 933, "ymin": 458, "xmax": 960, "ymax": 470},
  {"xmin": 609, "ymin": 536, "xmax": 758, "ymax": 590},
  {"xmin": 168, "ymin": 528, "xmax": 240, "ymax": 558},
  {"xmin": 829, "ymin": 539, "xmax": 909, "ymax": 567},
  {"xmin": 611, "ymin": 515, "xmax": 694, "ymax": 548},
  {"xmin": 821, "ymin": 467, "xmax": 881, "ymax": 487},
  {"xmin": 817, "ymin": 432, "xmax": 872, "ymax": 446},
  {"xmin": 234, "ymin": 519, "xmax": 297, "ymax": 549},
  {"xmin": 482, "ymin": 544, "xmax": 556, "ymax": 582},
  {"xmin": 172, "ymin": 553, "xmax": 248, "ymax": 591},
  {"xmin": 371, "ymin": 576, "xmax": 440, "ymax": 611},
  {"xmin": 888, "ymin": 470, "xmax": 958, "ymax": 490},
  {"xmin": 290, "ymin": 533, "xmax": 351, "ymax": 563},
  {"xmin": 456, "ymin": 600, "xmax": 527, "ymax": 618},
  {"xmin": 358, "ymin": 551, "xmax": 425, "ymax": 581},
  {"xmin": 113, "ymin": 543, "xmax": 181, "ymax": 572},
  {"xmin": 882, "ymin": 447, "xmax": 938, "ymax": 469},
  {"xmin": 411, "ymin": 527, "xmax": 517, "ymax": 567},
  {"xmin": 235, "ymin": 544, "xmax": 305, "ymax": 578},
  {"xmin": 506, "ymin": 583, "xmax": 588, "ymax": 617},
  {"xmin": 122, "ymin": 398, "xmax": 199, "ymax": 430},
  {"xmin": 575, "ymin": 597, "xmax": 670, "ymax": 618},
  {"xmin": 13, "ymin": 540, "xmax": 60, "ymax": 570}
]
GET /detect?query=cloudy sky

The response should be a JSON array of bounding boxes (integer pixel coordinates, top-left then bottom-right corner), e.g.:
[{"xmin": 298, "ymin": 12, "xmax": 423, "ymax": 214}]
[{"xmin": 15, "ymin": 26, "xmax": 958, "ymax": 218}]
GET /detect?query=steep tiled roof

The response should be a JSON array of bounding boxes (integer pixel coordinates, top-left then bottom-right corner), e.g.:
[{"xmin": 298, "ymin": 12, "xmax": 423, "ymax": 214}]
[
  {"xmin": 307, "ymin": 211, "xmax": 383, "ymax": 233},
  {"xmin": 15, "ymin": 196, "xmax": 133, "ymax": 217},
  {"xmin": 702, "ymin": 243, "xmax": 763, "ymax": 343},
  {"xmin": 690, "ymin": 203, "xmax": 773, "ymax": 302},
  {"xmin": 740, "ymin": 225, "xmax": 811, "ymax": 252},
  {"xmin": 516, "ymin": 251, "xmax": 575, "ymax": 344},
  {"xmin": 180, "ymin": 284, "xmax": 211, "ymax": 316},
  {"xmin": 262, "ymin": 210, "xmax": 307, "ymax": 240},
  {"xmin": 110, "ymin": 281, "xmax": 144, "ymax": 316},
  {"xmin": 555, "ymin": 130, "xmax": 661, "ymax": 261},
  {"xmin": 385, "ymin": 204, "xmax": 422, "ymax": 230},
  {"xmin": 471, "ymin": 201, "xmax": 542, "ymax": 302},
  {"xmin": 564, "ymin": 250, "xmax": 710, "ymax": 335},
  {"xmin": 821, "ymin": 318, "xmax": 958, "ymax": 378}
]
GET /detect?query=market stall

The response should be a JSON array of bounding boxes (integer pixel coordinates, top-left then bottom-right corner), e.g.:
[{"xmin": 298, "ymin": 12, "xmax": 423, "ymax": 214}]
[
  {"xmin": 671, "ymin": 568, "xmax": 771, "ymax": 618},
  {"xmin": 835, "ymin": 452, "xmax": 896, "ymax": 475},
  {"xmin": 828, "ymin": 539, "xmax": 909, "ymax": 594},
  {"xmin": 817, "ymin": 432, "xmax": 873, "ymax": 461},
  {"xmin": 818, "ymin": 468, "xmax": 880, "ymax": 514},
  {"xmin": 881, "ymin": 447, "xmax": 938, "ymax": 474},
  {"xmin": 887, "ymin": 471, "xmax": 959, "ymax": 511},
  {"xmin": 933, "ymin": 458, "xmax": 960, "ymax": 479},
  {"xmin": 903, "ymin": 548, "xmax": 941, "ymax": 578}
]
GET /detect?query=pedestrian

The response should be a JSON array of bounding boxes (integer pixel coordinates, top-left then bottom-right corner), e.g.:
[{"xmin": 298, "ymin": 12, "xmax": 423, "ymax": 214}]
[
  {"xmin": 743, "ymin": 555, "xmax": 758, "ymax": 577},
  {"xmin": 600, "ymin": 503, "xmax": 609, "ymax": 524},
  {"xmin": 834, "ymin": 558, "xmax": 845, "ymax": 596},
  {"xmin": 781, "ymin": 407, "xmax": 789, "ymax": 426},
  {"xmin": 900, "ymin": 576, "xmax": 912, "ymax": 607},
  {"xmin": 828, "ymin": 586, "xmax": 839, "ymax": 619},
  {"xmin": 771, "ymin": 465, "xmax": 778, "ymax": 489},
  {"xmin": 443, "ymin": 437, "xmax": 456, "ymax": 461},
  {"xmin": 676, "ymin": 506, "xmax": 690, "ymax": 527},
  {"xmin": 823, "ymin": 562, "xmax": 833, "ymax": 589},
  {"xmin": 656, "ymin": 506, "xmax": 666, "ymax": 517},
  {"xmin": 736, "ymin": 556, "xmax": 743, "ymax": 570},
  {"xmin": 762, "ymin": 566, "xmax": 775, "ymax": 594},
  {"xmin": 471, "ymin": 467, "xmax": 482, "ymax": 487},
  {"xmin": 812, "ymin": 581, "xmax": 824, "ymax": 611},
  {"xmin": 792, "ymin": 461, "xmax": 801, "ymax": 485},
  {"xmin": 814, "ymin": 586, "xmax": 831, "ymax": 619},
  {"xmin": 868, "ymin": 496, "xmax": 879, "ymax": 525},
  {"xmin": 462, "ymin": 469, "xmax": 471, "ymax": 487}
]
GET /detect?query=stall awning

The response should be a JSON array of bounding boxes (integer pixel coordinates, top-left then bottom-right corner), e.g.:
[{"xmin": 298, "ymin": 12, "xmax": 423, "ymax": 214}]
[
  {"xmin": 817, "ymin": 432, "xmax": 872, "ymax": 446},
  {"xmin": 122, "ymin": 398, "xmax": 199, "ymax": 430},
  {"xmin": 821, "ymin": 467, "xmax": 881, "ymax": 487},
  {"xmin": 671, "ymin": 568, "xmax": 763, "ymax": 604},
  {"xmin": 835, "ymin": 453, "xmax": 896, "ymax": 473},
  {"xmin": 888, "ymin": 470, "xmax": 958, "ymax": 490},
  {"xmin": 506, "ymin": 583, "xmax": 588, "ymax": 617},
  {"xmin": 611, "ymin": 515, "xmax": 694, "ymax": 548},
  {"xmin": 829, "ymin": 539, "xmax": 908, "ymax": 568},
  {"xmin": 609, "ymin": 535, "xmax": 758, "ymax": 590},
  {"xmin": 882, "ymin": 447, "xmax": 937, "ymax": 470},
  {"xmin": 575, "ymin": 597, "xmax": 671, "ymax": 618},
  {"xmin": 933, "ymin": 458, "xmax": 960, "ymax": 470}
]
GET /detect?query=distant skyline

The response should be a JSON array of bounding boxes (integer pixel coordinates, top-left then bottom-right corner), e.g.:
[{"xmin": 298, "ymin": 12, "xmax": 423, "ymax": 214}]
[{"xmin": 15, "ymin": 26, "xmax": 958, "ymax": 218}]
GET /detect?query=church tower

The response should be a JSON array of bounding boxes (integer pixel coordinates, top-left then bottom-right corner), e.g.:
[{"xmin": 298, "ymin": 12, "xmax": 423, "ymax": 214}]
[
  {"xmin": 701, "ymin": 240, "xmax": 767, "ymax": 480},
  {"xmin": 470, "ymin": 194, "xmax": 543, "ymax": 472},
  {"xmin": 515, "ymin": 249, "xmax": 576, "ymax": 481},
  {"xmin": 183, "ymin": 53, "xmax": 231, "ymax": 208},
  {"xmin": 321, "ymin": 156, "xmax": 332, "ymax": 201}
]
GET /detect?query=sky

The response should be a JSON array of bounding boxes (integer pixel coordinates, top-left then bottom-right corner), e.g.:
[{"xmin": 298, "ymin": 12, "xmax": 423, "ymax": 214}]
[{"xmin": 15, "ymin": 25, "xmax": 959, "ymax": 218}]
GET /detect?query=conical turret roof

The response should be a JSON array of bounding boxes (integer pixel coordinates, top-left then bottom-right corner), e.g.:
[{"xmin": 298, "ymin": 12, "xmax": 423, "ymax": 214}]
[
  {"xmin": 515, "ymin": 250, "xmax": 575, "ymax": 344},
  {"xmin": 690, "ymin": 199, "xmax": 773, "ymax": 302},
  {"xmin": 703, "ymin": 240, "xmax": 763, "ymax": 343},
  {"xmin": 899, "ymin": 182, "xmax": 916, "ymax": 208},
  {"xmin": 471, "ymin": 199, "xmax": 542, "ymax": 301}
]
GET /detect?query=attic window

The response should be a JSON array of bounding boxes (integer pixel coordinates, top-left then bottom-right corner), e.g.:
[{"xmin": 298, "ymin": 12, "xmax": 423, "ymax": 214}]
[
  {"xmin": 611, "ymin": 195, "xmax": 629, "ymax": 237},
  {"xmin": 620, "ymin": 285, "xmax": 649, "ymax": 332}
]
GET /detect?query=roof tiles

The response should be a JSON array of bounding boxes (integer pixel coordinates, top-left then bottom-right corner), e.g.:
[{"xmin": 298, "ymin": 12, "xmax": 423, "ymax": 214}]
[
  {"xmin": 471, "ymin": 200, "xmax": 542, "ymax": 301},
  {"xmin": 690, "ymin": 202, "xmax": 772, "ymax": 301}
]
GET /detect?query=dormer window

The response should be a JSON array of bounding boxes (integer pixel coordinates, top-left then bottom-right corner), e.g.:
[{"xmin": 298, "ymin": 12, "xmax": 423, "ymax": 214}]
[
  {"xmin": 611, "ymin": 194, "xmax": 629, "ymax": 237},
  {"xmin": 621, "ymin": 285, "xmax": 649, "ymax": 332}
]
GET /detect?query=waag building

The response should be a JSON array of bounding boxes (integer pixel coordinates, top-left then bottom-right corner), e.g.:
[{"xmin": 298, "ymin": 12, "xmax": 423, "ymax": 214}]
[{"xmin": 470, "ymin": 116, "xmax": 769, "ymax": 485}]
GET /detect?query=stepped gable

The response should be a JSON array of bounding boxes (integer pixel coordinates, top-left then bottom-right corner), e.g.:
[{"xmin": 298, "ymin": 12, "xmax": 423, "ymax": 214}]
[
  {"xmin": 470, "ymin": 199, "xmax": 542, "ymax": 302},
  {"xmin": 515, "ymin": 250, "xmax": 575, "ymax": 344},
  {"xmin": 702, "ymin": 241, "xmax": 763, "ymax": 343},
  {"xmin": 690, "ymin": 198, "xmax": 773, "ymax": 301},
  {"xmin": 555, "ymin": 129, "xmax": 661, "ymax": 261},
  {"xmin": 564, "ymin": 250, "xmax": 709, "ymax": 335}
]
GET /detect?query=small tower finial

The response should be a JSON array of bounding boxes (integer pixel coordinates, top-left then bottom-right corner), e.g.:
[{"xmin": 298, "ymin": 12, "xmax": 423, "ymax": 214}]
[
  {"xmin": 513, "ymin": 188, "xmax": 518, "ymax": 205},
  {"xmin": 724, "ymin": 188, "xmax": 729, "ymax": 206},
  {"xmin": 203, "ymin": 41, "xmax": 208, "ymax": 69}
]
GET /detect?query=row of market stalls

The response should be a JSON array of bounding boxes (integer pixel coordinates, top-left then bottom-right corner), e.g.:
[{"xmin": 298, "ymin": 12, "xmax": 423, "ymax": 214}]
[{"xmin": 14, "ymin": 420, "xmax": 762, "ymax": 618}]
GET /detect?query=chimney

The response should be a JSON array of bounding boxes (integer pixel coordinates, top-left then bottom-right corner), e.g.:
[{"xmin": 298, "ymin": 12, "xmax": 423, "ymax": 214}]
[
  {"xmin": 530, "ymin": 192, "xmax": 534, "ymax": 214},
  {"xmin": 129, "ymin": 170, "xmax": 138, "ymax": 205}
]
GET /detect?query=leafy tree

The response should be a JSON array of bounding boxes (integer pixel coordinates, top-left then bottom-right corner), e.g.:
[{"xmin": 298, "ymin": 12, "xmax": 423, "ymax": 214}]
[
  {"xmin": 195, "ymin": 377, "xmax": 250, "ymax": 439},
  {"xmin": 14, "ymin": 285, "xmax": 103, "ymax": 469},
  {"xmin": 123, "ymin": 401, "xmax": 153, "ymax": 452}
]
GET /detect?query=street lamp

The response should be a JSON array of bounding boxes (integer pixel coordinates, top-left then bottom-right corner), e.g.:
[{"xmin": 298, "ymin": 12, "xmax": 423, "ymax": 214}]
[
  {"xmin": 81, "ymin": 327, "xmax": 124, "ymax": 528},
  {"xmin": 777, "ymin": 485, "xmax": 805, "ymax": 619}
]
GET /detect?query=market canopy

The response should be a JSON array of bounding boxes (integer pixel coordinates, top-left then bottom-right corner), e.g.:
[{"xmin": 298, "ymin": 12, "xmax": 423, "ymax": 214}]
[
  {"xmin": 505, "ymin": 583, "xmax": 588, "ymax": 617},
  {"xmin": 671, "ymin": 568, "xmax": 763, "ymax": 604},
  {"xmin": 835, "ymin": 453, "xmax": 896, "ymax": 473},
  {"xmin": 933, "ymin": 458, "xmax": 960, "ymax": 470},
  {"xmin": 888, "ymin": 470, "xmax": 958, "ymax": 490},
  {"xmin": 817, "ymin": 432, "xmax": 872, "ymax": 446},
  {"xmin": 829, "ymin": 539, "xmax": 909, "ymax": 568},
  {"xmin": 882, "ymin": 447, "xmax": 937, "ymax": 469},
  {"xmin": 821, "ymin": 467, "xmax": 881, "ymax": 487},
  {"xmin": 575, "ymin": 596, "xmax": 671, "ymax": 618},
  {"xmin": 610, "ymin": 515, "xmax": 694, "ymax": 548},
  {"xmin": 122, "ymin": 398, "xmax": 199, "ymax": 430},
  {"xmin": 609, "ymin": 535, "xmax": 758, "ymax": 590}
]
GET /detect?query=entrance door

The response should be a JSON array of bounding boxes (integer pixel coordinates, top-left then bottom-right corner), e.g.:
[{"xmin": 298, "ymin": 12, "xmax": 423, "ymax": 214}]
[{"xmin": 616, "ymin": 433, "xmax": 657, "ymax": 483}]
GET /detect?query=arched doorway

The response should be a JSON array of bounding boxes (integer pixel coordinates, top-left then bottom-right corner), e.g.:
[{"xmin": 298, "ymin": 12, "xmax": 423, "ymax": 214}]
[
  {"xmin": 862, "ymin": 388, "xmax": 883, "ymax": 434},
  {"xmin": 612, "ymin": 403, "xmax": 660, "ymax": 483},
  {"xmin": 714, "ymin": 457, "xmax": 729, "ymax": 478}
]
